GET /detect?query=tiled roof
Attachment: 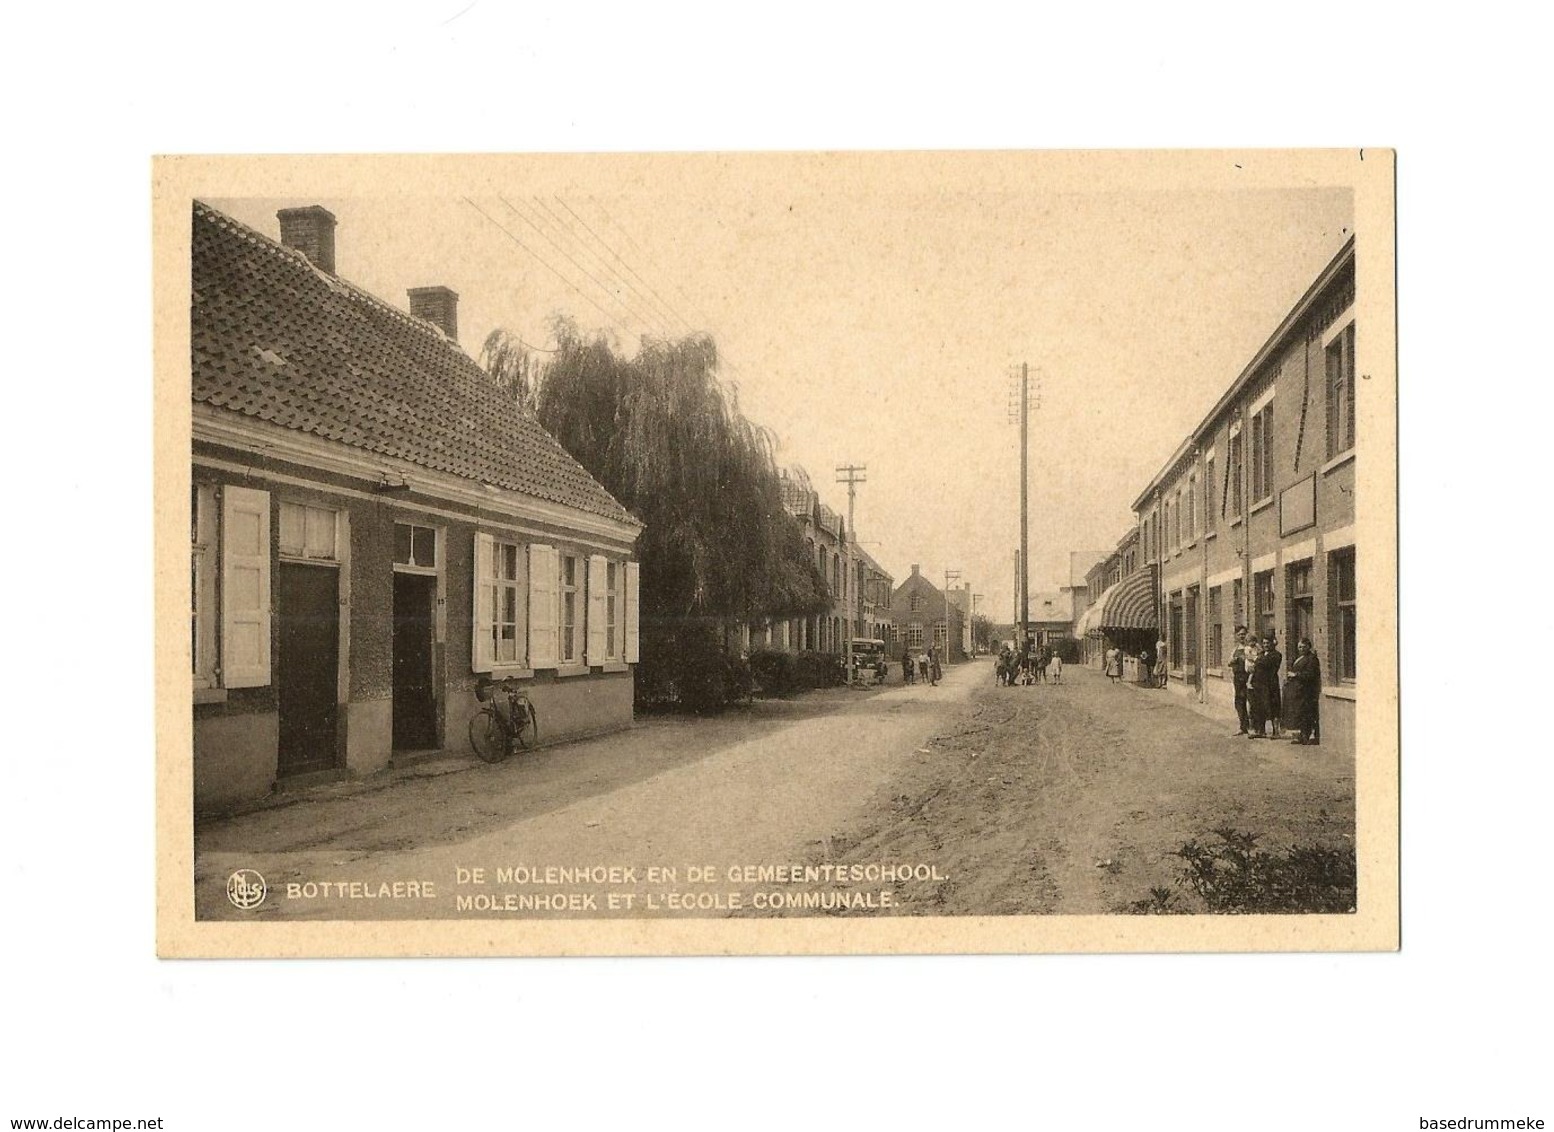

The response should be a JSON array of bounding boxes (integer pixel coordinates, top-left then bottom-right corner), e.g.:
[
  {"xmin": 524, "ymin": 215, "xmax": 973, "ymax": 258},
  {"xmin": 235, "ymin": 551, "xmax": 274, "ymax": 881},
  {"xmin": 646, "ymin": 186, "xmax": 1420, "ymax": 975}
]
[{"xmin": 191, "ymin": 201, "xmax": 637, "ymax": 527}]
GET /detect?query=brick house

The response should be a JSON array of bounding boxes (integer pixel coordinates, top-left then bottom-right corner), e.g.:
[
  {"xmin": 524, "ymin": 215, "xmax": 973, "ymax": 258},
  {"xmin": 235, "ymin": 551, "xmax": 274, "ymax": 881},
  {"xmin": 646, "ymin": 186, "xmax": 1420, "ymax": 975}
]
[
  {"xmin": 1132, "ymin": 236, "xmax": 1358, "ymax": 751},
  {"xmin": 890, "ymin": 565, "xmax": 965, "ymax": 662},
  {"xmin": 190, "ymin": 202, "xmax": 643, "ymax": 812}
]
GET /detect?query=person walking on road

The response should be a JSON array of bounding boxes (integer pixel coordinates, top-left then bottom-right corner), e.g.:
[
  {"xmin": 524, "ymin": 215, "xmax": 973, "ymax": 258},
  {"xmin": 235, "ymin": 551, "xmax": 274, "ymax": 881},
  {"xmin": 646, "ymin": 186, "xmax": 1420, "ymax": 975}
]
[
  {"xmin": 1048, "ymin": 649, "xmax": 1063, "ymax": 684},
  {"xmin": 1104, "ymin": 644, "xmax": 1122, "ymax": 684},
  {"xmin": 1153, "ymin": 639, "xmax": 1169, "ymax": 688},
  {"xmin": 1286, "ymin": 637, "xmax": 1321, "ymax": 744},
  {"xmin": 927, "ymin": 644, "xmax": 940, "ymax": 686},
  {"xmin": 1228, "ymin": 626, "xmax": 1252, "ymax": 735},
  {"xmin": 917, "ymin": 653, "xmax": 929, "ymax": 685}
]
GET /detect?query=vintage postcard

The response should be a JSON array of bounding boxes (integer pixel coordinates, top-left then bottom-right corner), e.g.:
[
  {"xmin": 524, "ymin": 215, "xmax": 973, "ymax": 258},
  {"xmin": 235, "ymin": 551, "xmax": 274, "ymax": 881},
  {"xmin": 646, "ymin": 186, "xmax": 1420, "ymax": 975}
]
[{"xmin": 154, "ymin": 149, "xmax": 1397, "ymax": 956}]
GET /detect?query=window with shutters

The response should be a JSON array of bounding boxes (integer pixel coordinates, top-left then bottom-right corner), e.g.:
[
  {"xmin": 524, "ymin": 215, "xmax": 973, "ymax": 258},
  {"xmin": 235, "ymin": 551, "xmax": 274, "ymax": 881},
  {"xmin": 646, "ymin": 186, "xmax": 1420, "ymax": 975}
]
[
  {"xmin": 493, "ymin": 541, "xmax": 523, "ymax": 664},
  {"xmin": 606, "ymin": 560, "xmax": 619, "ymax": 660},
  {"xmin": 1326, "ymin": 321, "xmax": 1356, "ymax": 459},
  {"xmin": 1186, "ymin": 475, "xmax": 1197, "ymax": 542},
  {"xmin": 192, "ymin": 483, "xmax": 217, "ymax": 686},
  {"xmin": 559, "ymin": 554, "xmax": 580, "ymax": 664}
]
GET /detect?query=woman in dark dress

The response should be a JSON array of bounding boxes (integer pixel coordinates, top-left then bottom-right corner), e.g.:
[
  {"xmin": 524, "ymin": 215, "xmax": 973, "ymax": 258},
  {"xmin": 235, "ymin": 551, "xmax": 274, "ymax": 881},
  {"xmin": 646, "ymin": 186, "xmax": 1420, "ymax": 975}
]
[
  {"xmin": 1287, "ymin": 637, "xmax": 1321, "ymax": 744},
  {"xmin": 1249, "ymin": 636, "xmax": 1283, "ymax": 738},
  {"xmin": 1260, "ymin": 635, "xmax": 1284, "ymax": 736}
]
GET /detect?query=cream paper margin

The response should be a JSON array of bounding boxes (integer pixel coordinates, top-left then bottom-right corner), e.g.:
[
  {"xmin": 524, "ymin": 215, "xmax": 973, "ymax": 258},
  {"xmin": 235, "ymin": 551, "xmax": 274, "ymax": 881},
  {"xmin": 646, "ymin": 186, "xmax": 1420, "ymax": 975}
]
[{"xmin": 153, "ymin": 149, "xmax": 1398, "ymax": 957}]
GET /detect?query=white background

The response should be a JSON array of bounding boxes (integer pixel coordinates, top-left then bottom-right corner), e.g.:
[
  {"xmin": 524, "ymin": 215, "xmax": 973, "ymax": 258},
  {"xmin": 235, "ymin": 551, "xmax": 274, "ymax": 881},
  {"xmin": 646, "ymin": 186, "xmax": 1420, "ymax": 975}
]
[{"xmin": 3, "ymin": 3, "xmax": 1548, "ymax": 1129}]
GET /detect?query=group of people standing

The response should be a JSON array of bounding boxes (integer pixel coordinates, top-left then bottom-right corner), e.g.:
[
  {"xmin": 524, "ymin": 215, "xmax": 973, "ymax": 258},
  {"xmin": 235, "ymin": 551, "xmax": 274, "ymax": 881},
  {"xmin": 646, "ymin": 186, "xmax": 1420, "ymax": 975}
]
[
  {"xmin": 1228, "ymin": 627, "xmax": 1321, "ymax": 744},
  {"xmin": 901, "ymin": 644, "xmax": 942, "ymax": 687},
  {"xmin": 995, "ymin": 643, "xmax": 1063, "ymax": 686},
  {"xmin": 1103, "ymin": 640, "xmax": 1168, "ymax": 688}
]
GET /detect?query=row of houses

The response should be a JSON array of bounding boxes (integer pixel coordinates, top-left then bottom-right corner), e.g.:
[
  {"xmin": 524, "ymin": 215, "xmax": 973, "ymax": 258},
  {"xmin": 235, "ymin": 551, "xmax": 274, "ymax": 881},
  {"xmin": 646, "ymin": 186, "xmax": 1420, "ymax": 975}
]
[
  {"xmin": 737, "ymin": 472, "xmax": 972, "ymax": 664},
  {"xmin": 1072, "ymin": 236, "xmax": 1360, "ymax": 753},
  {"xmin": 190, "ymin": 201, "xmax": 959, "ymax": 814}
]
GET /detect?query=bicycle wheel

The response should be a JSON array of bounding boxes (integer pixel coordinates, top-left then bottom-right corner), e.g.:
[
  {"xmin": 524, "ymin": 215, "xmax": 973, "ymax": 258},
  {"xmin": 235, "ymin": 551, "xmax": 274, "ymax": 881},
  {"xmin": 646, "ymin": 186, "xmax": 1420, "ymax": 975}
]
[
  {"xmin": 512, "ymin": 701, "xmax": 539, "ymax": 751},
  {"xmin": 468, "ymin": 709, "xmax": 509, "ymax": 763}
]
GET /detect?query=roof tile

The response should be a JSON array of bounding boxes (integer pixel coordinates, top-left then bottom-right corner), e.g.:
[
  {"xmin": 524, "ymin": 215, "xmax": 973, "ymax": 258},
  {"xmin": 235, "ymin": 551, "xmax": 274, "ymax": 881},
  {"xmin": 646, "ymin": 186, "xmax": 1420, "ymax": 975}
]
[{"xmin": 192, "ymin": 201, "xmax": 636, "ymax": 527}]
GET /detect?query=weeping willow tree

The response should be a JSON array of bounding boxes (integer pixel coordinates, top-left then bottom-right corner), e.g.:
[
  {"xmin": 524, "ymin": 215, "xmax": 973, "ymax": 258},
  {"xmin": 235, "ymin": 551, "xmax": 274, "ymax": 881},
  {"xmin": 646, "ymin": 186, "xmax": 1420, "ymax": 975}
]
[
  {"xmin": 489, "ymin": 317, "xmax": 830, "ymax": 627},
  {"xmin": 479, "ymin": 328, "xmax": 543, "ymax": 411}
]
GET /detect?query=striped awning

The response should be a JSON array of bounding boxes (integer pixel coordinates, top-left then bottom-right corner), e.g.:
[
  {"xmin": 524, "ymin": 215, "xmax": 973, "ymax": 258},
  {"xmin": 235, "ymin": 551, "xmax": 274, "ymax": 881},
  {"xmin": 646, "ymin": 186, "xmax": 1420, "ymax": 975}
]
[{"xmin": 1079, "ymin": 567, "xmax": 1158, "ymax": 634}]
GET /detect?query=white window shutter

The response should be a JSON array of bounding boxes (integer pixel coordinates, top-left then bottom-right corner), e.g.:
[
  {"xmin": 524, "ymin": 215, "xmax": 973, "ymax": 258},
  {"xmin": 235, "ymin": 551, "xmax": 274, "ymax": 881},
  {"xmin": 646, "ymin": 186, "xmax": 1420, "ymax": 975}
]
[
  {"xmin": 472, "ymin": 532, "xmax": 494, "ymax": 673},
  {"xmin": 586, "ymin": 554, "xmax": 608, "ymax": 665},
  {"xmin": 624, "ymin": 560, "xmax": 641, "ymax": 663},
  {"xmin": 220, "ymin": 485, "xmax": 271, "ymax": 688},
  {"xmin": 528, "ymin": 544, "xmax": 558, "ymax": 669}
]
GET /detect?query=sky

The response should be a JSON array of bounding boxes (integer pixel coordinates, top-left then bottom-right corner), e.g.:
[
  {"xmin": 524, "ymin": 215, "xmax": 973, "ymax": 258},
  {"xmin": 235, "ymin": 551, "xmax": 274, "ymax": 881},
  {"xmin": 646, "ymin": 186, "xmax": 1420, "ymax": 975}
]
[{"xmin": 211, "ymin": 167, "xmax": 1351, "ymax": 623}]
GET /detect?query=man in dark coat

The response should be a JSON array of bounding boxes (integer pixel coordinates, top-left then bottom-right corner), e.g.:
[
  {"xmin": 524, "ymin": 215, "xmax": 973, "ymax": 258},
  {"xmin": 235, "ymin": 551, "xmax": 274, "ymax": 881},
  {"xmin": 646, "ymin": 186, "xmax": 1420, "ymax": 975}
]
[{"xmin": 1228, "ymin": 626, "xmax": 1252, "ymax": 735}]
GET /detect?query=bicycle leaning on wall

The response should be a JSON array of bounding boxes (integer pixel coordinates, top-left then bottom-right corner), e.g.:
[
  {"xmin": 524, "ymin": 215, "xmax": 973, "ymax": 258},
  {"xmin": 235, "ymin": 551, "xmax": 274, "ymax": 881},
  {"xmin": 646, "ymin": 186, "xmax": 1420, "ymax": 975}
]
[{"xmin": 469, "ymin": 677, "xmax": 540, "ymax": 763}]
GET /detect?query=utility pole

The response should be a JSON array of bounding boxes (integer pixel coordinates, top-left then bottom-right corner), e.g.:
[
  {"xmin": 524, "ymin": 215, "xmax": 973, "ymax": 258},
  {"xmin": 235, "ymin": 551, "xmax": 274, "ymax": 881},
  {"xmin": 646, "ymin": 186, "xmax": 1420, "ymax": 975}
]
[
  {"xmin": 836, "ymin": 463, "xmax": 867, "ymax": 684},
  {"xmin": 944, "ymin": 568, "xmax": 961, "ymax": 666},
  {"xmin": 1008, "ymin": 362, "xmax": 1040, "ymax": 653}
]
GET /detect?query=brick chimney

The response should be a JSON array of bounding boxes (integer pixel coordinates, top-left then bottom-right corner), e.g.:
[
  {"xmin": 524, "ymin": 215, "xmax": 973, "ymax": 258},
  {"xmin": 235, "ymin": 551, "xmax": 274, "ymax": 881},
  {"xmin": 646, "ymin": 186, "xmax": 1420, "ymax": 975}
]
[
  {"xmin": 910, "ymin": 564, "xmax": 920, "ymax": 576},
  {"xmin": 407, "ymin": 286, "xmax": 459, "ymax": 342},
  {"xmin": 276, "ymin": 206, "xmax": 336, "ymax": 274}
]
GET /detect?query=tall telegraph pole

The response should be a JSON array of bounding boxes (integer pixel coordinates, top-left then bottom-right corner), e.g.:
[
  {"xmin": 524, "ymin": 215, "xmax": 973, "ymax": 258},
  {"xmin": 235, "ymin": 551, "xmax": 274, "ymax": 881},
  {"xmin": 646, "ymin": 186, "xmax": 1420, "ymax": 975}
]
[
  {"xmin": 1020, "ymin": 362, "xmax": 1029, "ymax": 650},
  {"xmin": 836, "ymin": 463, "xmax": 866, "ymax": 683},
  {"xmin": 944, "ymin": 568, "xmax": 961, "ymax": 664}
]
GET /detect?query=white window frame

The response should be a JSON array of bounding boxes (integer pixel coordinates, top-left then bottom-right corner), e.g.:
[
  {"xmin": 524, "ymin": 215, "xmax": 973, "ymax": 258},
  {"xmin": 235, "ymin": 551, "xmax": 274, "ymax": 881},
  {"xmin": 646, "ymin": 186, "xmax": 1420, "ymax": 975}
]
[
  {"xmin": 393, "ymin": 521, "xmax": 439, "ymax": 574},
  {"xmin": 559, "ymin": 552, "xmax": 581, "ymax": 666},
  {"xmin": 474, "ymin": 533, "xmax": 528, "ymax": 673},
  {"xmin": 279, "ymin": 500, "xmax": 340, "ymax": 562},
  {"xmin": 606, "ymin": 560, "xmax": 620, "ymax": 661}
]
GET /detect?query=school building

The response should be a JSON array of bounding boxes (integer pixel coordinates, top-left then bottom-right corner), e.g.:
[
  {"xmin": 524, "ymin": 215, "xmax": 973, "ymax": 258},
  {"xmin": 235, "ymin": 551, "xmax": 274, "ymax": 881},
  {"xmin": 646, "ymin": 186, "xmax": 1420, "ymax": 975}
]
[{"xmin": 1132, "ymin": 236, "xmax": 1358, "ymax": 751}]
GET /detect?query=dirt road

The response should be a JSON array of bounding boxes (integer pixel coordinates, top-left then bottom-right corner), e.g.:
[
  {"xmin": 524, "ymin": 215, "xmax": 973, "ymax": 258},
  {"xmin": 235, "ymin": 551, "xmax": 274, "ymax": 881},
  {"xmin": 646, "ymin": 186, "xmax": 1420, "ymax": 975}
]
[
  {"xmin": 194, "ymin": 662, "xmax": 1353, "ymax": 921},
  {"xmin": 194, "ymin": 665, "xmax": 983, "ymax": 920},
  {"xmin": 784, "ymin": 664, "xmax": 1356, "ymax": 916}
]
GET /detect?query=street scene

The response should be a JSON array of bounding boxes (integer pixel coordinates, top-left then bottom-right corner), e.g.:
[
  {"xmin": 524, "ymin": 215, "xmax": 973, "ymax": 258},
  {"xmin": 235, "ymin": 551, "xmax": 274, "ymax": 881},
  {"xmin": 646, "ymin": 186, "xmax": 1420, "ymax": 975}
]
[
  {"xmin": 176, "ymin": 151, "xmax": 1388, "ymax": 937},
  {"xmin": 195, "ymin": 660, "xmax": 1354, "ymax": 920}
]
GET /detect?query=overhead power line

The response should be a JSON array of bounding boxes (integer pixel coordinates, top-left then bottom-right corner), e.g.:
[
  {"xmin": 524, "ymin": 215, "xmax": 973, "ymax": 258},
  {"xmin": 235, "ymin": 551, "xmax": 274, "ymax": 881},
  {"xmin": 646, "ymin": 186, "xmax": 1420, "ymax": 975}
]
[
  {"xmin": 461, "ymin": 197, "xmax": 627, "ymax": 335},
  {"xmin": 498, "ymin": 195, "xmax": 666, "ymax": 340}
]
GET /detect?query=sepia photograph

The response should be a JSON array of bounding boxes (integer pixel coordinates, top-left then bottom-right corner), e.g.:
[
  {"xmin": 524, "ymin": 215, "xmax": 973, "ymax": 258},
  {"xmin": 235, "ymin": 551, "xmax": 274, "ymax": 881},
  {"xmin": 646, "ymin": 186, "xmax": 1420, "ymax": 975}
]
[
  {"xmin": 15, "ymin": 3, "xmax": 1554, "ymax": 1126},
  {"xmin": 156, "ymin": 149, "xmax": 1396, "ymax": 956}
]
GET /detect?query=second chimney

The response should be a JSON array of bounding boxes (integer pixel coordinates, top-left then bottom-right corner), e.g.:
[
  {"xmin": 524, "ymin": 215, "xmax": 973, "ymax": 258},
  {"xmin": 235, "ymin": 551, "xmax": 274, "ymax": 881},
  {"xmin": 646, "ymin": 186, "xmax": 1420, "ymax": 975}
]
[
  {"xmin": 407, "ymin": 286, "xmax": 459, "ymax": 342},
  {"xmin": 276, "ymin": 205, "xmax": 337, "ymax": 274}
]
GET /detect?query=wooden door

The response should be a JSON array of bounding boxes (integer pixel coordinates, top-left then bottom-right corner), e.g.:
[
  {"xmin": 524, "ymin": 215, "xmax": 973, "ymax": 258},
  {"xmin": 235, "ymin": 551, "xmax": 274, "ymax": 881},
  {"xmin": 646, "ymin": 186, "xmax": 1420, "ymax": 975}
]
[
  {"xmin": 277, "ymin": 563, "xmax": 340, "ymax": 774},
  {"xmin": 392, "ymin": 572, "xmax": 438, "ymax": 750}
]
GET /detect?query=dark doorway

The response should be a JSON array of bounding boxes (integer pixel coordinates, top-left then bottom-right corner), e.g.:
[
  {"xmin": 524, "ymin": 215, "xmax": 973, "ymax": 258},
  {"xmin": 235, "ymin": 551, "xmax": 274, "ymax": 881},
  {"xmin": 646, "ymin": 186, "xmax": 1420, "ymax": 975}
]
[
  {"xmin": 277, "ymin": 563, "xmax": 340, "ymax": 775},
  {"xmin": 393, "ymin": 572, "xmax": 438, "ymax": 750}
]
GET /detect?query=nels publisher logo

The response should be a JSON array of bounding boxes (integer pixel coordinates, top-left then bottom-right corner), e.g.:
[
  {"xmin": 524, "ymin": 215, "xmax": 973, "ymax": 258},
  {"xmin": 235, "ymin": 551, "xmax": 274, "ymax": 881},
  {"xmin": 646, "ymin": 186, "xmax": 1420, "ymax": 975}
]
[{"xmin": 226, "ymin": 869, "xmax": 268, "ymax": 910}]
